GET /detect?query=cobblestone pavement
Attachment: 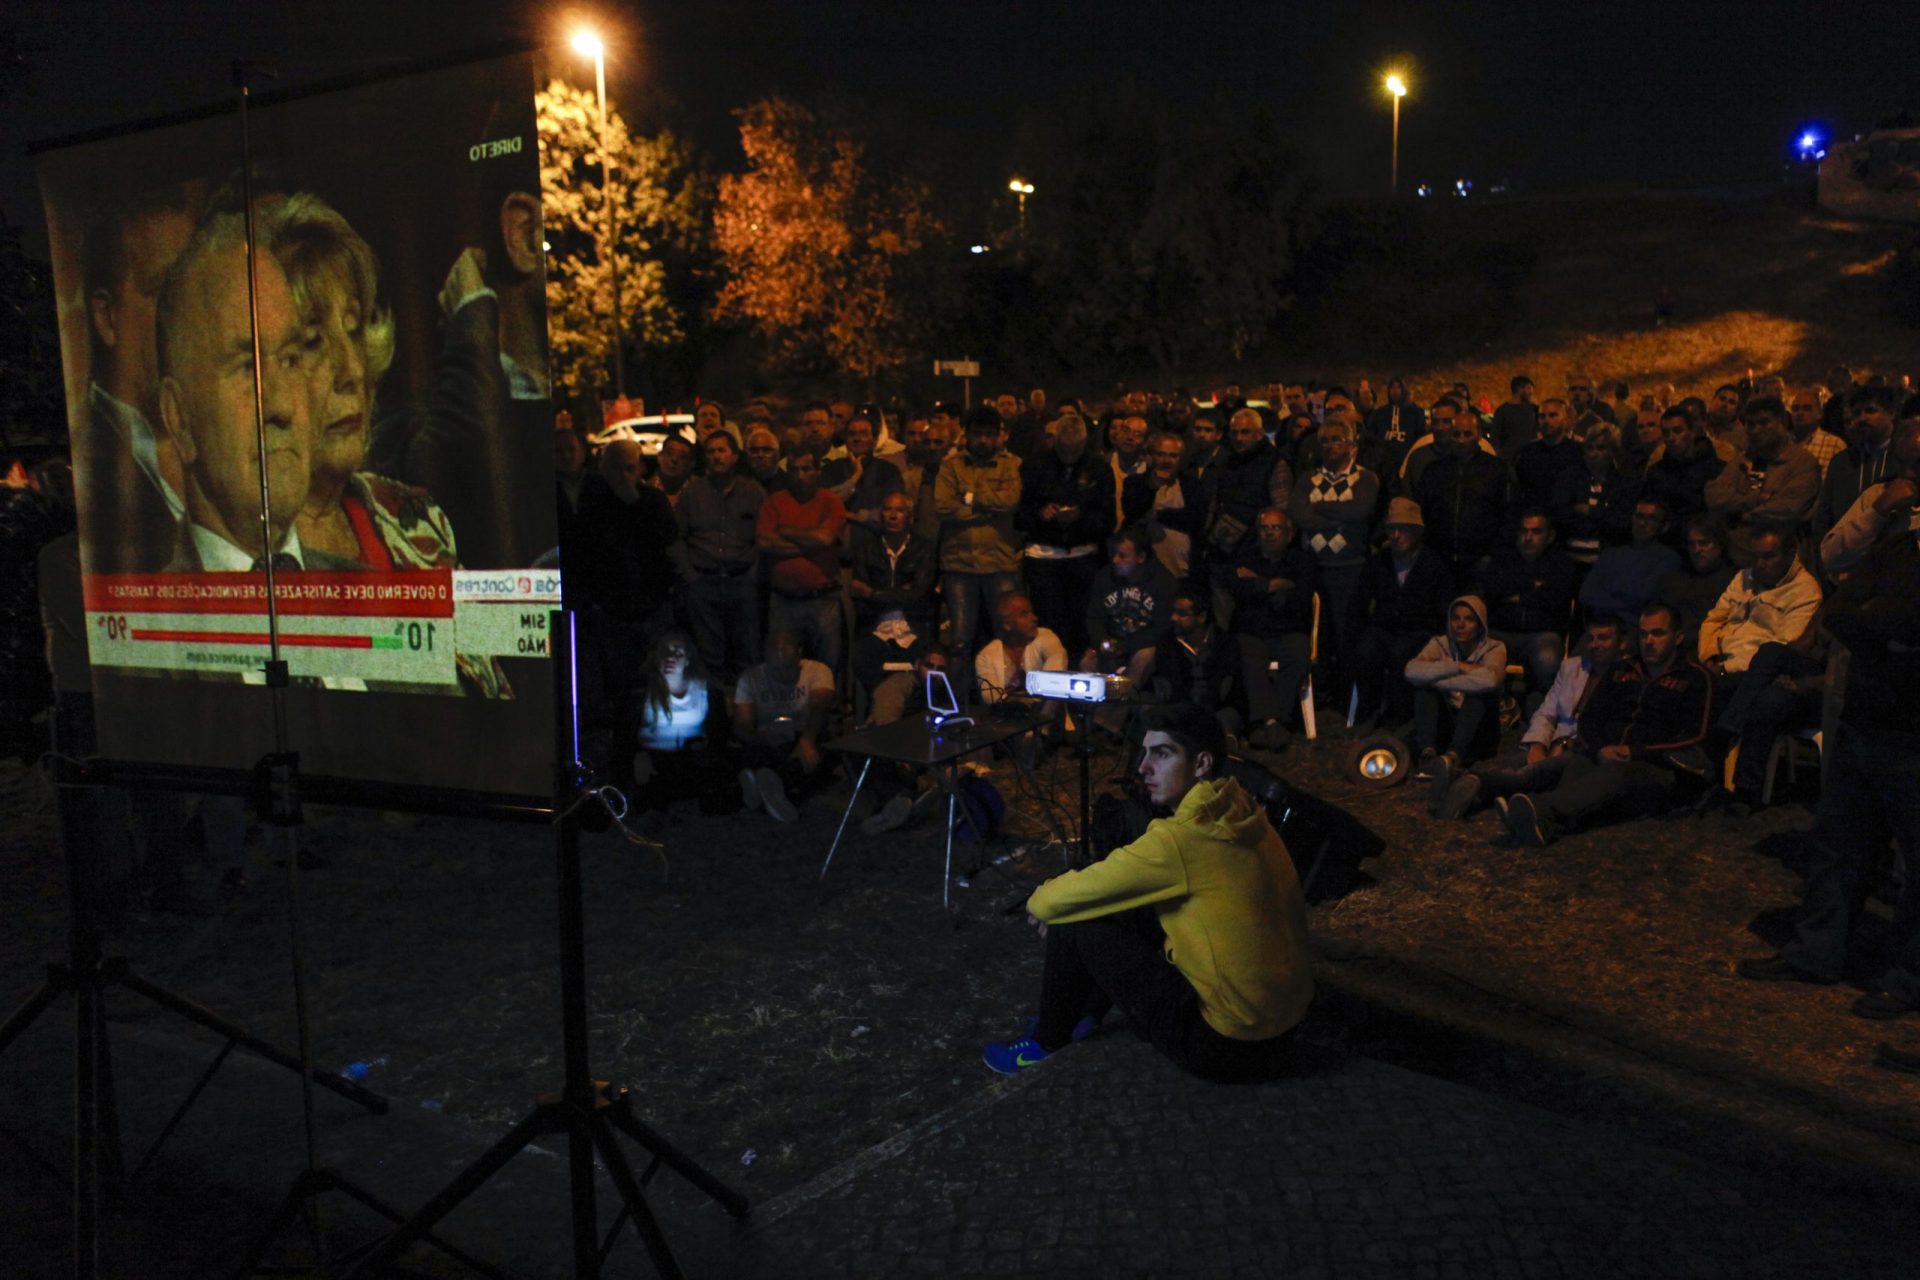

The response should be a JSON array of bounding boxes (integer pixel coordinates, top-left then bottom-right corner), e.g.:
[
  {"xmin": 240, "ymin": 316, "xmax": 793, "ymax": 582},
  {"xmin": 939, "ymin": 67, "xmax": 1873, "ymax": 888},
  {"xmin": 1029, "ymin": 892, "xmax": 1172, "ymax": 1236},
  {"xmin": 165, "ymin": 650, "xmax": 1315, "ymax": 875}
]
[
  {"xmin": 6, "ymin": 1007, "xmax": 1917, "ymax": 1277},
  {"xmin": 732, "ymin": 1031, "xmax": 1918, "ymax": 1279}
]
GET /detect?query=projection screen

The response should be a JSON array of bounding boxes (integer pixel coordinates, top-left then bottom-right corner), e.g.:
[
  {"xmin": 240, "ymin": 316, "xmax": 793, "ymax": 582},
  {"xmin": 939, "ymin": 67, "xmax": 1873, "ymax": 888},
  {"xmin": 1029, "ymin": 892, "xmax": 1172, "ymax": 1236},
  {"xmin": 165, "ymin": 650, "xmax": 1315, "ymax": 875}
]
[{"xmin": 37, "ymin": 48, "xmax": 559, "ymax": 804}]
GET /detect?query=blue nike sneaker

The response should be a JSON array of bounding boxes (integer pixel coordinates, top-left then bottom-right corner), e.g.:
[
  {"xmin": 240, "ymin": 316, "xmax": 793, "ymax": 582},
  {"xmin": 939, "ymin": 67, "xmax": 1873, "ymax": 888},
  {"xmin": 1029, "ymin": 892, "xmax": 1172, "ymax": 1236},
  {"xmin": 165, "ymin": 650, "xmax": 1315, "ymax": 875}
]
[{"xmin": 982, "ymin": 1036, "xmax": 1052, "ymax": 1074}]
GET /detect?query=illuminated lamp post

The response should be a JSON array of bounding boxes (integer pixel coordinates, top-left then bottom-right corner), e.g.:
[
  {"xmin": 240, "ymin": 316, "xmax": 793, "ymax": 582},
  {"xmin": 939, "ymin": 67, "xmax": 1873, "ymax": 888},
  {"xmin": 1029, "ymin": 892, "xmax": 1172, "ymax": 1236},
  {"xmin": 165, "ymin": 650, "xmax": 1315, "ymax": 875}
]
[
  {"xmin": 1008, "ymin": 177, "xmax": 1034, "ymax": 236},
  {"xmin": 572, "ymin": 29, "xmax": 625, "ymax": 399},
  {"xmin": 1385, "ymin": 72, "xmax": 1408, "ymax": 197}
]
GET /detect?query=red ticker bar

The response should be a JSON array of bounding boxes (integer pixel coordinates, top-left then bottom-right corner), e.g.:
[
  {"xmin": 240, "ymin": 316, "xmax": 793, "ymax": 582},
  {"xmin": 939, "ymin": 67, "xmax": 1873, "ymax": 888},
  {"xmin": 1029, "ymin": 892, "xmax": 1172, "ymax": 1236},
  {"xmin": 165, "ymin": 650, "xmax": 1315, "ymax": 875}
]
[
  {"xmin": 85, "ymin": 571, "xmax": 456, "ymax": 618},
  {"xmin": 133, "ymin": 629, "xmax": 375, "ymax": 649}
]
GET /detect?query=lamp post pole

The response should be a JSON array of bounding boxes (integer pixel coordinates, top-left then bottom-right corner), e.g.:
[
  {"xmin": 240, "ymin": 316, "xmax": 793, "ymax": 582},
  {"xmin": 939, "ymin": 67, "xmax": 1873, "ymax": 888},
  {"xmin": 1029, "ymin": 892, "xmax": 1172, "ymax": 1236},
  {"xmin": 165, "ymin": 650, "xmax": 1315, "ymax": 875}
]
[
  {"xmin": 1008, "ymin": 177, "xmax": 1033, "ymax": 237},
  {"xmin": 577, "ymin": 33, "xmax": 625, "ymax": 399},
  {"xmin": 1385, "ymin": 73, "xmax": 1408, "ymax": 198}
]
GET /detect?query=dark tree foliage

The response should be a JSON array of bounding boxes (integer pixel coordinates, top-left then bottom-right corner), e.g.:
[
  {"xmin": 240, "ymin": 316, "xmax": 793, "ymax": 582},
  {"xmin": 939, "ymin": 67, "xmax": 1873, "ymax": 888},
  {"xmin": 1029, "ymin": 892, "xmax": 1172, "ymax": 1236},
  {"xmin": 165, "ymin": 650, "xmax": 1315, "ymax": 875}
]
[
  {"xmin": 0, "ymin": 212, "xmax": 65, "ymax": 449},
  {"xmin": 1024, "ymin": 87, "xmax": 1310, "ymax": 378}
]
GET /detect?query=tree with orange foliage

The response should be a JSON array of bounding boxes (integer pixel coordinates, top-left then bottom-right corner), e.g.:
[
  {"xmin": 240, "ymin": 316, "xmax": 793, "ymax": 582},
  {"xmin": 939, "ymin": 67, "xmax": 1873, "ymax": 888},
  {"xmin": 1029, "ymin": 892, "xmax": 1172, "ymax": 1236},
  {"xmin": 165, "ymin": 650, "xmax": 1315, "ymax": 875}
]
[{"xmin": 713, "ymin": 98, "xmax": 945, "ymax": 392}]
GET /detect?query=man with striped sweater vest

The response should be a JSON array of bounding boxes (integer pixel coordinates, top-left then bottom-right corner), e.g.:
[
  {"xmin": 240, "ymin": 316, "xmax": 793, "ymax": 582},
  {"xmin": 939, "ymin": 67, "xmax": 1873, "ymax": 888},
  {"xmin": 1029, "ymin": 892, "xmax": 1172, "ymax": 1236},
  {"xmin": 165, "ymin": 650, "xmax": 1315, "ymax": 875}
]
[{"xmin": 1288, "ymin": 419, "xmax": 1379, "ymax": 704}]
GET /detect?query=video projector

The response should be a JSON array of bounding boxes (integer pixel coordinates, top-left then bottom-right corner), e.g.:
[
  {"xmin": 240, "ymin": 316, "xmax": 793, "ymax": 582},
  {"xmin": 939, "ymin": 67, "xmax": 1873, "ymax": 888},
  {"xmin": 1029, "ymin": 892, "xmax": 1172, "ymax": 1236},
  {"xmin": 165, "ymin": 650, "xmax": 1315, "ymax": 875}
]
[{"xmin": 1024, "ymin": 671, "xmax": 1135, "ymax": 703}]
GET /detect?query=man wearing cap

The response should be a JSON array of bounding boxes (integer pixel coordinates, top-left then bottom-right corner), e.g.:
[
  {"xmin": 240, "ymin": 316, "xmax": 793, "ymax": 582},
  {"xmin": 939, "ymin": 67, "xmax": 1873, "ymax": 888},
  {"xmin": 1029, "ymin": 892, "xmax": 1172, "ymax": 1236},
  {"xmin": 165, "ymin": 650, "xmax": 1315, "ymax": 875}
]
[{"xmin": 1348, "ymin": 497, "xmax": 1454, "ymax": 729}]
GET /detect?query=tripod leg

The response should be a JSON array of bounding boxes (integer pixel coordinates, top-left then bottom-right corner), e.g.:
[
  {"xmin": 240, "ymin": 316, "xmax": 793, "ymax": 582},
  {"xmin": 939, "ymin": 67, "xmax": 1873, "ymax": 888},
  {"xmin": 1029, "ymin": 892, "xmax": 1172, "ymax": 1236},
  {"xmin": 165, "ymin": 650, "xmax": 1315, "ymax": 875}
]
[
  {"xmin": 819, "ymin": 756, "xmax": 873, "ymax": 881},
  {"xmin": 337, "ymin": 1106, "xmax": 551, "ymax": 1280},
  {"xmin": 320, "ymin": 1172, "xmax": 516, "ymax": 1280},
  {"xmin": 589, "ymin": 1114, "xmax": 684, "ymax": 1280},
  {"xmin": 226, "ymin": 1167, "xmax": 331, "ymax": 1280},
  {"xmin": 115, "ymin": 971, "xmax": 386, "ymax": 1114},
  {"xmin": 603, "ymin": 1093, "xmax": 749, "ymax": 1217},
  {"xmin": 0, "ymin": 978, "xmax": 61, "ymax": 1054},
  {"xmin": 92, "ymin": 999, "xmax": 124, "ymax": 1190},
  {"xmin": 75, "ymin": 971, "xmax": 99, "ymax": 1280},
  {"xmin": 567, "ymin": 1102, "xmax": 598, "ymax": 1280}
]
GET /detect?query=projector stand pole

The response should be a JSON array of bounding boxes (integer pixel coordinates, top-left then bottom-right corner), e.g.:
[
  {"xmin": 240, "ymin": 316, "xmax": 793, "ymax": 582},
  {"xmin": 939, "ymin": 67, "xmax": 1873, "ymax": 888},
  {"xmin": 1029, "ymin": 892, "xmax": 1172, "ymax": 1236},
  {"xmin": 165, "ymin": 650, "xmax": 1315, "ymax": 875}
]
[
  {"xmin": 1076, "ymin": 708, "xmax": 1096, "ymax": 867},
  {"xmin": 340, "ymin": 612, "xmax": 748, "ymax": 1279},
  {"xmin": 223, "ymin": 59, "xmax": 491, "ymax": 1279}
]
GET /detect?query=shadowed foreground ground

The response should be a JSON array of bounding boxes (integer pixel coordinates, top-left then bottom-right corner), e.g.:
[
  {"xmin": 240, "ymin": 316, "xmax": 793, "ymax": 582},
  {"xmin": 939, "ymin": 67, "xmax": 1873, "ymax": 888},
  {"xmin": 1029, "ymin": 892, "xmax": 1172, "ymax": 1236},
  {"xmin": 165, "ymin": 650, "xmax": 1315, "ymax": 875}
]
[{"xmin": 2, "ymin": 720, "xmax": 1916, "ymax": 1276}]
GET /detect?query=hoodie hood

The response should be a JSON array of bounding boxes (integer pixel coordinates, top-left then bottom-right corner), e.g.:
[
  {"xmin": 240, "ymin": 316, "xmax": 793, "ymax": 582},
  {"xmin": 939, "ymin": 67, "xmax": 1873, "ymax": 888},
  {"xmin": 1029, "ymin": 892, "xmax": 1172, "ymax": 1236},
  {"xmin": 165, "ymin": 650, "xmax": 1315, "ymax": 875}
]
[
  {"xmin": 1171, "ymin": 776, "xmax": 1267, "ymax": 846},
  {"xmin": 1446, "ymin": 593, "xmax": 1494, "ymax": 660}
]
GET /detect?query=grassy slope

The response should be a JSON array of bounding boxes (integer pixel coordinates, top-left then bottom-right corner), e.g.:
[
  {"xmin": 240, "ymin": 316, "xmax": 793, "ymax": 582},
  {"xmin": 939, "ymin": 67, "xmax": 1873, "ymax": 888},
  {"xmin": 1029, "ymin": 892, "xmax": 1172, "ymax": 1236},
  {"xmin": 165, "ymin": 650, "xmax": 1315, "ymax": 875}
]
[{"xmin": 1282, "ymin": 192, "xmax": 1915, "ymax": 406}]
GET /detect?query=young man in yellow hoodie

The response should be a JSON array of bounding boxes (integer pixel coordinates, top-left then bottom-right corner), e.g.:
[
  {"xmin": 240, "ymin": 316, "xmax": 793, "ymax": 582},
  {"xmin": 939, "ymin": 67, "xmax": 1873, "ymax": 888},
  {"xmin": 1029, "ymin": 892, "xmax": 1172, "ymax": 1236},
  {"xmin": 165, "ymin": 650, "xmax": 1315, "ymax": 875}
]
[{"xmin": 983, "ymin": 704, "xmax": 1313, "ymax": 1083}]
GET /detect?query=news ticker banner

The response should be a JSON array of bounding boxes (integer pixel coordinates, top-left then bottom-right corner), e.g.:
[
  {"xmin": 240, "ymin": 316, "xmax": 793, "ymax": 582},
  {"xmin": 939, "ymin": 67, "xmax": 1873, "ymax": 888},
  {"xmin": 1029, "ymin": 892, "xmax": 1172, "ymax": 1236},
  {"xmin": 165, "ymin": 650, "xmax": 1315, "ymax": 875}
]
[{"xmin": 83, "ymin": 570, "xmax": 563, "ymax": 684}]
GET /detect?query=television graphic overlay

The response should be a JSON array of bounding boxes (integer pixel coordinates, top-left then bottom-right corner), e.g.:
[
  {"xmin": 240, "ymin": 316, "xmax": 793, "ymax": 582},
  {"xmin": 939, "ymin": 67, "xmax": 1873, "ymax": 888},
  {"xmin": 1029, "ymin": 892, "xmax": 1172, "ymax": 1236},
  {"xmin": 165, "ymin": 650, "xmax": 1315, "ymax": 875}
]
[{"xmin": 36, "ymin": 50, "xmax": 562, "ymax": 802}]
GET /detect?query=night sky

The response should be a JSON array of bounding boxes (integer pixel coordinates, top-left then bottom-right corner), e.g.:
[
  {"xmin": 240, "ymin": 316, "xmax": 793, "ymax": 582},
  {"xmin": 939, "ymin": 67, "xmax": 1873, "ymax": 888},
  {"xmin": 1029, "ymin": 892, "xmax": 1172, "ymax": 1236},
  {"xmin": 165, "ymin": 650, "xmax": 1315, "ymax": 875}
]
[{"xmin": 4, "ymin": 0, "xmax": 1916, "ymax": 254}]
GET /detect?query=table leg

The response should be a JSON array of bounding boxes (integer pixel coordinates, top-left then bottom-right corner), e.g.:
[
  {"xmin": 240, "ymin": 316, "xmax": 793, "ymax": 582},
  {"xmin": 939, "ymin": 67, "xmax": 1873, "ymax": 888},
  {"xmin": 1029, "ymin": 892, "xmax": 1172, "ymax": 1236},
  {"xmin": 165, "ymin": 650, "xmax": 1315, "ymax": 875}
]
[
  {"xmin": 942, "ymin": 776, "xmax": 956, "ymax": 910},
  {"xmin": 819, "ymin": 756, "xmax": 874, "ymax": 881}
]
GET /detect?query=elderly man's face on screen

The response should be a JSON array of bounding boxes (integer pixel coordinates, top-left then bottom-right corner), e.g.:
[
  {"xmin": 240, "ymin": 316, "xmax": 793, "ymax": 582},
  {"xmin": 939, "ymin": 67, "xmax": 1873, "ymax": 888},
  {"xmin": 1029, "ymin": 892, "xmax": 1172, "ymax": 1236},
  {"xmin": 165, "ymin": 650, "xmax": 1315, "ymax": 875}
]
[{"xmin": 161, "ymin": 236, "xmax": 315, "ymax": 552}]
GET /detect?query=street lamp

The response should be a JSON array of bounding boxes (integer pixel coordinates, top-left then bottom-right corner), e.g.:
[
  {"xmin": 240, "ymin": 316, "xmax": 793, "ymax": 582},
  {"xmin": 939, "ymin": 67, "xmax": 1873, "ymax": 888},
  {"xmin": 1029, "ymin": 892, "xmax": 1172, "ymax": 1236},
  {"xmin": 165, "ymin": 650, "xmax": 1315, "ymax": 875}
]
[
  {"xmin": 572, "ymin": 28, "xmax": 625, "ymax": 399},
  {"xmin": 1384, "ymin": 72, "xmax": 1408, "ymax": 198},
  {"xmin": 1008, "ymin": 177, "xmax": 1034, "ymax": 236}
]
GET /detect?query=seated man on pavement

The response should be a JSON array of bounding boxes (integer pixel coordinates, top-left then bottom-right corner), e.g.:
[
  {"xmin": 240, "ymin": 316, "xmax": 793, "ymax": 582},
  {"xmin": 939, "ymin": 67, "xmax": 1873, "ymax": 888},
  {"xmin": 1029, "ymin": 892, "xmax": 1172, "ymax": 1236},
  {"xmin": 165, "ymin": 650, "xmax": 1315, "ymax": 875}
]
[
  {"xmin": 1348, "ymin": 498, "xmax": 1455, "ymax": 731},
  {"xmin": 1228, "ymin": 506, "xmax": 1318, "ymax": 750},
  {"xmin": 1471, "ymin": 507, "xmax": 1579, "ymax": 699},
  {"xmin": 1403, "ymin": 594, "xmax": 1508, "ymax": 778},
  {"xmin": 982, "ymin": 703, "xmax": 1312, "ymax": 1082},
  {"xmin": 976, "ymin": 591, "xmax": 1068, "ymax": 726},
  {"xmin": 1431, "ymin": 614, "xmax": 1632, "ymax": 820},
  {"xmin": 732, "ymin": 631, "xmax": 835, "ymax": 824},
  {"xmin": 1160, "ymin": 589, "xmax": 1241, "ymax": 740},
  {"xmin": 1500, "ymin": 602, "xmax": 1713, "ymax": 848},
  {"xmin": 1578, "ymin": 496, "xmax": 1681, "ymax": 624},
  {"xmin": 849, "ymin": 630, "xmax": 947, "ymax": 834}
]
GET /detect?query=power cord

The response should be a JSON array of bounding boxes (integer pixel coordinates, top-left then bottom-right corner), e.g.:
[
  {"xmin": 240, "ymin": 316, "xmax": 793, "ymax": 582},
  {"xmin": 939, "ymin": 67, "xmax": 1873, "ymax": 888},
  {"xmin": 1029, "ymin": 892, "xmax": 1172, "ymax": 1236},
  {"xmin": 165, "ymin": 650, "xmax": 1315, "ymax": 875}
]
[{"xmin": 557, "ymin": 780, "xmax": 670, "ymax": 883}]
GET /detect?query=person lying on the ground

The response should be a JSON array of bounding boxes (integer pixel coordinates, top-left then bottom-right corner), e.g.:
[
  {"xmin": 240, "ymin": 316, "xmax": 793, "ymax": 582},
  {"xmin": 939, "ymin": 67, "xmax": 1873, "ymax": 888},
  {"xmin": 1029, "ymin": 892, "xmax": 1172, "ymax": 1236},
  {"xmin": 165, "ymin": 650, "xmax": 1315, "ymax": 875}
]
[
  {"xmin": 1403, "ymin": 594, "xmax": 1507, "ymax": 777},
  {"xmin": 1430, "ymin": 613, "xmax": 1632, "ymax": 819},
  {"xmin": 982, "ymin": 703, "xmax": 1312, "ymax": 1083},
  {"xmin": 1500, "ymin": 601, "xmax": 1713, "ymax": 848}
]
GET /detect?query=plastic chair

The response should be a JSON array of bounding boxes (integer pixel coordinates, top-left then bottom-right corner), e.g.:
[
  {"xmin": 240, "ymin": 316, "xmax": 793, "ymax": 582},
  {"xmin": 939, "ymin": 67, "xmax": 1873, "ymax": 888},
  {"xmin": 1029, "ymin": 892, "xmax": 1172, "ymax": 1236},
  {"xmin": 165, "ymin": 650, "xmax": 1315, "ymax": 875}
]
[{"xmin": 1758, "ymin": 647, "xmax": 1847, "ymax": 804}]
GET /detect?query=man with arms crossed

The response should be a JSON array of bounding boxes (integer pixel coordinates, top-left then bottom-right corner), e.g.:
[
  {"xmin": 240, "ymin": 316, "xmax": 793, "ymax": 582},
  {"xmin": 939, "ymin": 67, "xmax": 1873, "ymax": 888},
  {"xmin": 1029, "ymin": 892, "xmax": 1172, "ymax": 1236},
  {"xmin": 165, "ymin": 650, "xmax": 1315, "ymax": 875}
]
[{"xmin": 983, "ymin": 704, "xmax": 1312, "ymax": 1082}]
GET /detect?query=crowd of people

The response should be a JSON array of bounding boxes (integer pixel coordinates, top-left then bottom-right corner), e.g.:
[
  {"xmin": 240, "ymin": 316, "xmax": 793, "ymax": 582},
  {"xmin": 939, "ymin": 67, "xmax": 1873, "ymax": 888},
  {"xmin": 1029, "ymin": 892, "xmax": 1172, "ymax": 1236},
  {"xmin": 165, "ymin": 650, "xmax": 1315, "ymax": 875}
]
[{"xmin": 559, "ymin": 369, "xmax": 1920, "ymax": 1038}]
